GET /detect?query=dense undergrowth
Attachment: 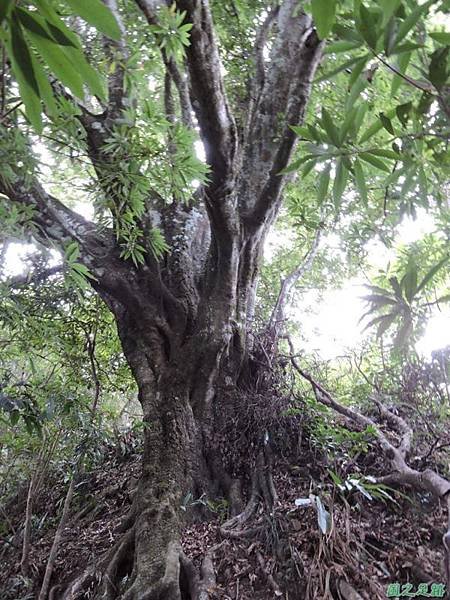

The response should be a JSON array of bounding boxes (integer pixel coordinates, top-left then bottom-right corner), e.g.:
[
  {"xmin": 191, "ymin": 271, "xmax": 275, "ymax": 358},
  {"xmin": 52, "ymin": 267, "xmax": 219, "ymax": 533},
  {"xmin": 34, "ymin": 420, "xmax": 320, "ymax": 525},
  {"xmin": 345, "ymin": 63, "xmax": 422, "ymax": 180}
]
[{"xmin": 1, "ymin": 349, "xmax": 449, "ymax": 599}]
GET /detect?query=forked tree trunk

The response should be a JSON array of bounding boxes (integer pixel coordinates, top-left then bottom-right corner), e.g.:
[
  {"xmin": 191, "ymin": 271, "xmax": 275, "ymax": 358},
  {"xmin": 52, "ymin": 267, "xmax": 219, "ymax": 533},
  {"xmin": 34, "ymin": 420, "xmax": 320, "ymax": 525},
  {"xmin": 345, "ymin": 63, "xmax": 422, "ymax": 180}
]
[{"xmin": 2, "ymin": 2, "xmax": 325, "ymax": 597}]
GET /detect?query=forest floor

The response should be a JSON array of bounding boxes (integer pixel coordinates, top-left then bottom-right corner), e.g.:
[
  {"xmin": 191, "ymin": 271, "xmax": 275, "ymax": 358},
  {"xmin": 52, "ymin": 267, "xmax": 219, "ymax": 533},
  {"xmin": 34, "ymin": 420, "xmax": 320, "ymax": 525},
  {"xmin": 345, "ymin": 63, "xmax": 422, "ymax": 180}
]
[{"xmin": 0, "ymin": 431, "xmax": 448, "ymax": 600}]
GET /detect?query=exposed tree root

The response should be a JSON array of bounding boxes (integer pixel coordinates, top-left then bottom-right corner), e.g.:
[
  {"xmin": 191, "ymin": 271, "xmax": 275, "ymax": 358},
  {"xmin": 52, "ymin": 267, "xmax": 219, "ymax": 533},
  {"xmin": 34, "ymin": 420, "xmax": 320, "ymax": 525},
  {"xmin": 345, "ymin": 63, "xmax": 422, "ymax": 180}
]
[{"xmin": 289, "ymin": 346, "xmax": 450, "ymax": 586}]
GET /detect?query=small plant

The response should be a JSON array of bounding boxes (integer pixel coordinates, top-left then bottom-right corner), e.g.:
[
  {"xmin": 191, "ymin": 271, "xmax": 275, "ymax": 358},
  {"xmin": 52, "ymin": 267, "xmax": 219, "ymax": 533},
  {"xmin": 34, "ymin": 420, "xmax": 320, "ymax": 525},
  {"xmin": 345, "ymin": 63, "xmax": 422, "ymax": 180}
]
[{"xmin": 328, "ymin": 470, "xmax": 405, "ymax": 505}]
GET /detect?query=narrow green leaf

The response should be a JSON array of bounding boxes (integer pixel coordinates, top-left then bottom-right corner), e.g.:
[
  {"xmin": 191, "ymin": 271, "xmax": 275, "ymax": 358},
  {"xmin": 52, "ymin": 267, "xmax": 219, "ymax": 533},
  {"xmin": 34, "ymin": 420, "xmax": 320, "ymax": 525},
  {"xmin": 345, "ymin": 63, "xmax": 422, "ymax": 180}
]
[
  {"xmin": 353, "ymin": 158, "xmax": 368, "ymax": 205},
  {"xmin": 394, "ymin": 0, "xmax": 435, "ymax": 48},
  {"xmin": 369, "ymin": 148, "xmax": 400, "ymax": 159},
  {"xmin": 359, "ymin": 109, "xmax": 396, "ymax": 143},
  {"xmin": 376, "ymin": 312, "xmax": 399, "ymax": 337},
  {"xmin": 280, "ymin": 154, "xmax": 315, "ymax": 174},
  {"xmin": 7, "ymin": 16, "xmax": 43, "ymax": 131},
  {"xmin": 380, "ymin": 112, "xmax": 395, "ymax": 135},
  {"xmin": 401, "ymin": 263, "xmax": 418, "ymax": 303},
  {"xmin": 0, "ymin": 0, "xmax": 14, "ymax": 23},
  {"xmin": 416, "ymin": 256, "xmax": 449, "ymax": 294},
  {"xmin": 358, "ymin": 5, "xmax": 379, "ymax": 50},
  {"xmin": 391, "ymin": 51, "xmax": 412, "ymax": 96},
  {"xmin": 290, "ymin": 125, "xmax": 313, "ymax": 139},
  {"xmin": 65, "ymin": 0, "xmax": 121, "ymax": 41},
  {"xmin": 317, "ymin": 165, "xmax": 331, "ymax": 204},
  {"xmin": 301, "ymin": 159, "xmax": 317, "ymax": 178},
  {"xmin": 321, "ymin": 107, "xmax": 341, "ymax": 147},
  {"xmin": 311, "ymin": 0, "xmax": 337, "ymax": 39},
  {"xmin": 348, "ymin": 55, "xmax": 369, "ymax": 87},
  {"xmin": 396, "ymin": 101, "xmax": 413, "ymax": 126},
  {"xmin": 22, "ymin": 22, "xmax": 85, "ymax": 98},
  {"xmin": 346, "ymin": 76, "xmax": 367, "ymax": 110},
  {"xmin": 429, "ymin": 46, "xmax": 450, "ymax": 91},
  {"xmin": 62, "ymin": 46, "xmax": 107, "ymax": 101},
  {"xmin": 315, "ymin": 54, "xmax": 366, "ymax": 83},
  {"xmin": 384, "ymin": 17, "xmax": 399, "ymax": 56},
  {"xmin": 389, "ymin": 277, "xmax": 404, "ymax": 301},
  {"xmin": 9, "ymin": 15, "xmax": 40, "ymax": 97},
  {"xmin": 359, "ymin": 152, "xmax": 391, "ymax": 172},
  {"xmin": 325, "ymin": 40, "xmax": 362, "ymax": 54},
  {"xmin": 32, "ymin": 0, "xmax": 82, "ymax": 50},
  {"xmin": 429, "ymin": 31, "xmax": 450, "ymax": 45},
  {"xmin": 363, "ymin": 294, "xmax": 397, "ymax": 306},
  {"xmin": 394, "ymin": 317, "xmax": 413, "ymax": 349},
  {"xmin": 339, "ymin": 106, "xmax": 357, "ymax": 144},
  {"xmin": 379, "ymin": 0, "xmax": 402, "ymax": 26},
  {"xmin": 333, "ymin": 158, "xmax": 349, "ymax": 208}
]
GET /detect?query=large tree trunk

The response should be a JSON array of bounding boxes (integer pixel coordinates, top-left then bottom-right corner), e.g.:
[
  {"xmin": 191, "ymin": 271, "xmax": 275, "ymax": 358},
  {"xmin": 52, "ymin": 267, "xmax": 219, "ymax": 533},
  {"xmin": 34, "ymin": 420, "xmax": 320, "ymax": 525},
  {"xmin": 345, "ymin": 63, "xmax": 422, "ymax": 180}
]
[{"xmin": 1, "ymin": 1, "xmax": 324, "ymax": 597}]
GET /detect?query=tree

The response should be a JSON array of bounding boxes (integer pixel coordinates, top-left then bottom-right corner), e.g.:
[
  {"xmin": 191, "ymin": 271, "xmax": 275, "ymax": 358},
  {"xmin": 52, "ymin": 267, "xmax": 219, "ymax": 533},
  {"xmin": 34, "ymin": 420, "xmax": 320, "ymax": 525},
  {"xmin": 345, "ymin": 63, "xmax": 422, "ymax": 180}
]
[{"xmin": 0, "ymin": 0, "xmax": 449, "ymax": 598}]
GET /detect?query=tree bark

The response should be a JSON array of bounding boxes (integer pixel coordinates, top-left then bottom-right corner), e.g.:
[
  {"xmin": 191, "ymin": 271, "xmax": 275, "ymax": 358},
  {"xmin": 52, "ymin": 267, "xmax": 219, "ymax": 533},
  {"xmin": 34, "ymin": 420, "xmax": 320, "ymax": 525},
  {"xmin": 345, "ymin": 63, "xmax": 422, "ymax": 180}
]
[{"xmin": 1, "ymin": 1, "xmax": 325, "ymax": 597}]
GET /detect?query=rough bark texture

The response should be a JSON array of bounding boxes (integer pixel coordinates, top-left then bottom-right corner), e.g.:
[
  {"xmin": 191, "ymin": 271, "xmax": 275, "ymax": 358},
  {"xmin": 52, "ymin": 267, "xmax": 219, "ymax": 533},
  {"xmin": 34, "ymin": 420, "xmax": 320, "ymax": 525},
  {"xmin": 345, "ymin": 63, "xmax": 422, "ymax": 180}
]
[{"xmin": 1, "ymin": 1, "xmax": 324, "ymax": 597}]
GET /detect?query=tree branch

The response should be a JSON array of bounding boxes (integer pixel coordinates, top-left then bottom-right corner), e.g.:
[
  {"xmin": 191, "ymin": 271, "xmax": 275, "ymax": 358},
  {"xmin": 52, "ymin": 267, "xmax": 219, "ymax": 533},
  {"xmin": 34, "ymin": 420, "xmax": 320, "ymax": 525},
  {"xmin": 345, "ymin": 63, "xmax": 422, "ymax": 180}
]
[
  {"xmin": 135, "ymin": 0, "xmax": 194, "ymax": 128},
  {"xmin": 246, "ymin": 16, "xmax": 323, "ymax": 226},
  {"xmin": 268, "ymin": 220, "xmax": 324, "ymax": 343},
  {"xmin": 174, "ymin": 0, "xmax": 238, "ymax": 190},
  {"xmin": 288, "ymin": 345, "xmax": 450, "ymax": 502}
]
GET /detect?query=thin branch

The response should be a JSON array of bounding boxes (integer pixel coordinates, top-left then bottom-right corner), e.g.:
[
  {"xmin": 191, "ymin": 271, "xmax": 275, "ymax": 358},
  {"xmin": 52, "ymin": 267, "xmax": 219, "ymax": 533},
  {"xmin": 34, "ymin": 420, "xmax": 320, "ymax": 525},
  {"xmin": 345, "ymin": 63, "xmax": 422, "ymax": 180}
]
[{"xmin": 268, "ymin": 219, "xmax": 324, "ymax": 344}]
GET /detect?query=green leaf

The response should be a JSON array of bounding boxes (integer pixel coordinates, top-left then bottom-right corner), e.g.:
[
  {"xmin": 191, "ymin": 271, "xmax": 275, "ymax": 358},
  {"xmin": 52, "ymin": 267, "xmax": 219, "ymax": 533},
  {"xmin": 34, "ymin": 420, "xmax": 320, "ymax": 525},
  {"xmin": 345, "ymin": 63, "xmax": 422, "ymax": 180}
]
[
  {"xmin": 33, "ymin": 0, "xmax": 82, "ymax": 50},
  {"xmin": 401, "ymin": 262, "xmax": 418, "ymax": 303},
  {"xmin": 325, "ymin": 40, "xmax": 362, "ymax": 54},
  {"xmin": 396, "ymin": 101, "xmax": 413, "ymax": 126},
  {"xmin": 376, "ymin": 312, "xmax": 399, "ymax": 337},
  {"xmin": 9, "ymin": 14, "xmax": 40, "ymax": 97},
  {"xmin": 380, "ymin": 0, "xmax": 402, "ymax": 26},
  {"xmin": 64, "ymin": 0, "xmax": 121, "ymax": 41},
  {"xmin": 428, "ymin": 46, "xmax": 449, "ymax": 91},
  {"xmin": 315, "ymin": 54, "xmax": 367, "ymax": 83},
  {"xmin": 0, "ymin": 0, "xmax": 14, "ymax": 24},
  {"xmin": 62, "ymin": 46, "xmax": 107, "ymax": 101},
  {"xmin": 348, "ymin": 55, "xmax": 369, "ymax": 87},
  {"xmin": 380, "ymin": 112, "xmax": 395, "ymax": 135},
  {"xmin": 353, "ymin": 158, "xmax": 368, "ymax": 205},
  {"xmin": 321, "ymin": 107, "xmax": 341, "ymax": 147},
  {"xmin": 394, "ymin": 0, "xmax": 435, "ymax": 48},
  {"xmin": 339, "ymin": 106, "xmax": 357, "ymax": 144},
  {"xmin": 416, "ymin": 256, "xmax": 449, "ymax": 294},
  {"xmin": 317, "ymin": 165, "xmax": 331, "ymax": 204},
  {"xmin": 363, "ymin": 294, "xmax": 397, "ymax": 306},
  {"xmin": 358, "ymin": 4, "xmax": 379, "ymax": 50},
  {"xmin": 359, "ymin": 152, "xmax": 391, "ymax": 172},
  {"xmin": 359, "ymin": 109, "xmax": 396, "ymax": 143},
  {"xmin": 311, "ymin": 0, "xmax": 337, "ymax": 39},
  {"xmin": 391, "ymin": 51, "xmax": 412, "ymax": 96},
  {"xmin": 346, "ymin": 76, "xmax": 367, "ymax": 110},
  {"xmin": 280, "ymin": 154, "xmax": 315, "ymax": 174},
  {"xmin": 394, "ymin": 317, "xmax": 413, "ymax": 349},
  {"xmin": 429, "ymin": 31, "xmax": 450, "ymax": 45},
  {"xmin": 22, "ymin": 19, "xmax": 85, "ymax": 98},
  {"xmin": 384, "ymin": 17, "xmax": 399, "ymax": 56},
  {"xmin": 6, "ymin": 17, "xmax": 43, "ymax": 131},
  {"xmin": 369, "ymin": 148, "xmax": 399, "ymax": 159},
  {"xmin": 389, "ymin": 277, "xmax": 404, "ymax": 301},
  {"xmin": 333, "ymin": 158, "xmax": 348, "ymax": 209}
]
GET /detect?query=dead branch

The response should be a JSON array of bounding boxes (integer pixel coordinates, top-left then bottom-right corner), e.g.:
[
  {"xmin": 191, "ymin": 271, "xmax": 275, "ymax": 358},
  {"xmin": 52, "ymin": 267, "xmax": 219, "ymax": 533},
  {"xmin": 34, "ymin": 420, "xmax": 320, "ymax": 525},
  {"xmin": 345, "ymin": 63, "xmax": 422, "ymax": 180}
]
[
  {"xmin": 38, "ymin": 477, "xmax": 75, "ymax": 600},
  {"xmin": 287, "ymin": 341, "xmax": 450, "ymax": 584}
]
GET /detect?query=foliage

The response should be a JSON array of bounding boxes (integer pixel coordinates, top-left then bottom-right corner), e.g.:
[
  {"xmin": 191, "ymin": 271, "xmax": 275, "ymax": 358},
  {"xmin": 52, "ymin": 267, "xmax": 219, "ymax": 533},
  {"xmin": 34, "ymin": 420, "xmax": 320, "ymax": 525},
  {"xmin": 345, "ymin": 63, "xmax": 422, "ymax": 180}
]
[
  {"xmin": 362, "ymin": 248, "xmax": 449, "ymax": 347},
  {"xmin": 0, "ymin": 0, "xmax": 121, "ymax": 132}
]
